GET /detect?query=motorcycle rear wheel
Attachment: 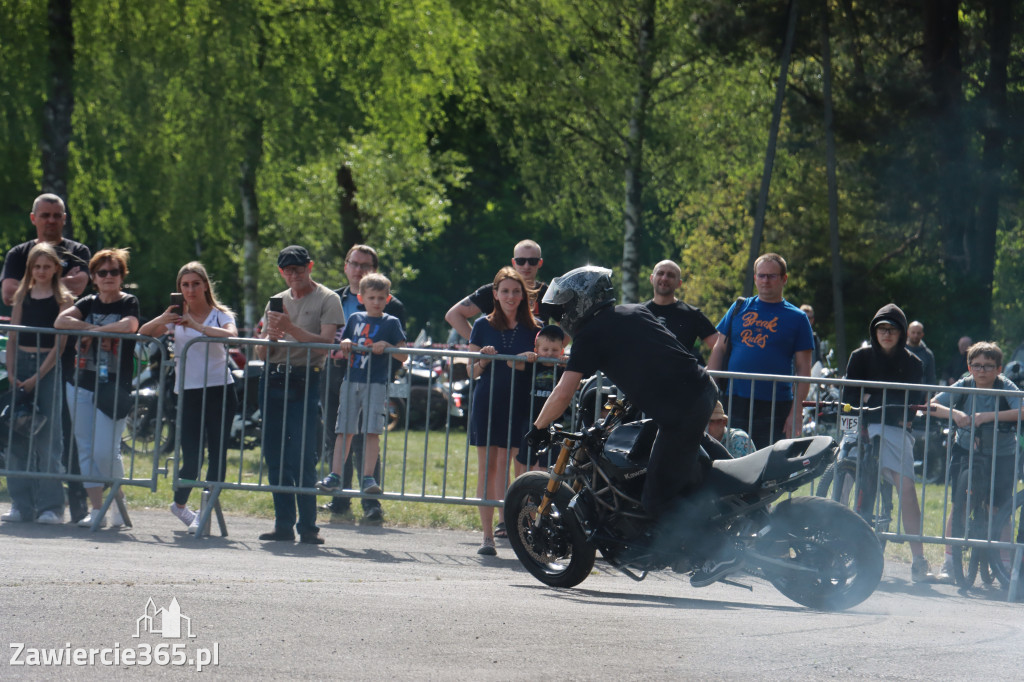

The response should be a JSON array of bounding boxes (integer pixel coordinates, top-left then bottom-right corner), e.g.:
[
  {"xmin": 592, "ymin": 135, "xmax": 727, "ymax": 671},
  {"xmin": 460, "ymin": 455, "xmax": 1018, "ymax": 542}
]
[
  {"xmin": 505, "ymin": 472, "xmax": 595, "ymax": 588},
  {"xmin": 757, "ymin": 497, "xmax": 883, "ymax": 611}
]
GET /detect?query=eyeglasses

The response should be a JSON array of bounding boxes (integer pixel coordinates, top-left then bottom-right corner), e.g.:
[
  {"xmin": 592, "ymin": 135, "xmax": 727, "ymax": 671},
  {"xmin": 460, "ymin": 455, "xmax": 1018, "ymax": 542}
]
[
  {"xmin": 755, "ymin": 273, "xmax": 780, "ymax": 281},
  {"xmin": 876, "ymin": 326, "xmax": 899, "ymax": 336},
  {"xmin": 345, "ymin": 260, "xmax": 374, "ymax": 272},
  {"xmin": 514, "ymin": 257, "xmax": 541, "ymax": 266},
  {"xmin": 94, "ymin": 268, "xmax": 122, "ymax": 278},
  {"xmin": 280, "ymin": 266, "xmax": 308, "ymax": 277},
  {"xmin": 969, "ymin": 363, "xmax": 997, "ymax": 372}
]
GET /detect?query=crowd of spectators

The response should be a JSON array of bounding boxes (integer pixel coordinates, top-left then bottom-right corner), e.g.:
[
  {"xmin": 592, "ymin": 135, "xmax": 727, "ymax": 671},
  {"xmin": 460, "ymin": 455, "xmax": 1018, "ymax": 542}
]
[{"xmin": 2, "ymin": 194, "xmax": 1021, "ymax": 569}]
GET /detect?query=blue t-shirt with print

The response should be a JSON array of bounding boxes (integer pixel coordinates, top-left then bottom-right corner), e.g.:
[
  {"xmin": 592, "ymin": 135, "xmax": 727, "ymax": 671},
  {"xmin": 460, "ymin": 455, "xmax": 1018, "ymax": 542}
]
[
  {"xmin": 342, "ymin": 311, "xmax": 405, "ymax": 384},
  {"xmin": 716, "ymin": 297, "xmax": 814, "ymax": 401}
]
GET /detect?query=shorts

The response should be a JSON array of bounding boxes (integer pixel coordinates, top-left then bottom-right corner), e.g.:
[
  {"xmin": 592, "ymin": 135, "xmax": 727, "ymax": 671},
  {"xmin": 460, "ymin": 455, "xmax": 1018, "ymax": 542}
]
[
  {"xmin": 865, "ymin": 423, "xmax": 916, "ymax": 481},
  {"xmin": 335, "ymin": 380, "xmax": 387, "ymax": 436}
]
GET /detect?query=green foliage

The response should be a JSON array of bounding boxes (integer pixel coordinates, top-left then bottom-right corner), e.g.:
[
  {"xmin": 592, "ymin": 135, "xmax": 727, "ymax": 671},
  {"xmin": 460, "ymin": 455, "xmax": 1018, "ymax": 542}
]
[{"xmin": 1, "ymin": 0, "xmax": 1023, "ymax": 351}]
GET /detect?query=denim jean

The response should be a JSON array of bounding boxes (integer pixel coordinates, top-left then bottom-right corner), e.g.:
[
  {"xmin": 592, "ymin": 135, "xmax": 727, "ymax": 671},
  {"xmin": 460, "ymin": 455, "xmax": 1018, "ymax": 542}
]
[
  {"xmin": 260, "ymin": 371, "xmax": 321, "ymax": 535},
  {"xmin": 66, "ymin": 383, "xmax": 127, "ymax": 488},
  {"xmin": 7, "ymin": 349, "xmax": 65, "ymax": 517}
]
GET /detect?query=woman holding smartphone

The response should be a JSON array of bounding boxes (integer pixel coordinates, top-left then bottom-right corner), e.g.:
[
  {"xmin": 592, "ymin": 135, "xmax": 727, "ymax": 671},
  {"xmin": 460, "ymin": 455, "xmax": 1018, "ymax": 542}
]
[
  {"xmin": 140, "ymin": 262, "xmax": 237, "ymax": 532},
  {"xmin": 2, "ymin": 243, "xmax": 74, "ymax": 524},
  {"xmin": 55, "ymin": 248, "xmax": 139, "ymax": 528}
]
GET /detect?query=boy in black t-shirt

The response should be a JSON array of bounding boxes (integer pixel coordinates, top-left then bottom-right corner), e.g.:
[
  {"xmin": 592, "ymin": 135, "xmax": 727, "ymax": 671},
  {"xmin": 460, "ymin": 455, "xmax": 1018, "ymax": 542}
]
[{"xmin": 516, "ymin": 325, "xmax": 567, "ymax": 475}]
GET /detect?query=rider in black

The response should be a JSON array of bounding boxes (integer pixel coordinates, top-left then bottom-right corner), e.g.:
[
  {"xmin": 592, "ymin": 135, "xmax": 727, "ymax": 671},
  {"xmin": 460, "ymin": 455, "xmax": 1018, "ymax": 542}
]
[{"xmin": 527, "ymin": 266, "xmax": 737, "ymax": 586}]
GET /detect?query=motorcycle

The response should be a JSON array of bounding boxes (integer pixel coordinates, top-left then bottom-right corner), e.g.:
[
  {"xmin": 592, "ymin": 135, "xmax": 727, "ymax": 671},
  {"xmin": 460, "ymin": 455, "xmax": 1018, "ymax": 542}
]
[
  {"xmin": 121, "ymin": 336, "xmax": 263, "ymax": 454},
  {"xmin": 505, "ymin": 398, "xmax": 884, "ymax": 611},
  {"xmin": 391, "ymin": 353, "xmax": 467, "ymax": 431}
]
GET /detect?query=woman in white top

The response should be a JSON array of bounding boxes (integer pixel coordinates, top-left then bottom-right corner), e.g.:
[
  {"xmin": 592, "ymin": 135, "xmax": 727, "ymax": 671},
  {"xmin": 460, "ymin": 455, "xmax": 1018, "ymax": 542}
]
[{"xmin": 140, "ymin": 262, "xmax": 237, "ymax": 531}]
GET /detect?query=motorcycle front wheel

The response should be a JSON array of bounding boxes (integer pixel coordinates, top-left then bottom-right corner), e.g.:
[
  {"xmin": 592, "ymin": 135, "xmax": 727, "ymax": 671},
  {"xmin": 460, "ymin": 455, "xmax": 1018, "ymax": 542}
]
[
  {"xmin": 756, "ymin": 496, "xmax": 883, "ymax": 611},
  {"xmin": 505, "ymin": 472, "xmax": 595, "ymax": 588}
]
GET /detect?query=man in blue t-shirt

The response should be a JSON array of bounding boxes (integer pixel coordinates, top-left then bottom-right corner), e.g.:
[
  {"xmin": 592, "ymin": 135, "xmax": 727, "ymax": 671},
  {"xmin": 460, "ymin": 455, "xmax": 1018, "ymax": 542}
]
[{"xmin": 707, "ymin": 253, "xmax": 814, "ymax": 448}]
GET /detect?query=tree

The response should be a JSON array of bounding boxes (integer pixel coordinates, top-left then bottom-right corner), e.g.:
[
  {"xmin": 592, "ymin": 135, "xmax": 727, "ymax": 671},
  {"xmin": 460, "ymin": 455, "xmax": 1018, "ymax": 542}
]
[{"xmin": 475, "ymin": 0, "xmax": 724, "ymax": 301}]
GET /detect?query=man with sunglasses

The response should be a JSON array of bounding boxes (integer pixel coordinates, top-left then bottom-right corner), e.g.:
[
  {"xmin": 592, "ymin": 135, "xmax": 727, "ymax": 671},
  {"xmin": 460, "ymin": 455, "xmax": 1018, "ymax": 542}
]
[
  {"xmin": 321, "ymin": 244, "xmax": 407, "ymax": 525},
  {"xmin": 1, "ymin": 194, "xmax": 93, "ymax": 523},
  {"xmin": 445, "ymin": 240, "xmax": 559, "ymax": 341},
  {"xmin": 707, "ymin": 253, "xmax": 814, "ymax": 448}
]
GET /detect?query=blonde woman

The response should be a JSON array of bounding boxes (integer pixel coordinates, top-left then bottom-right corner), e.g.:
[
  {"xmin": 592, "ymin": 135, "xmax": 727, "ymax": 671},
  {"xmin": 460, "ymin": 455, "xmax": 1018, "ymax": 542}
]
[
  {"xmin": 140, "ymin": 262, "xmax": 237, "ymax": 532},
  {"xmin": 1, "ymin": 243, "xmax": 74, "ymax": 524}
]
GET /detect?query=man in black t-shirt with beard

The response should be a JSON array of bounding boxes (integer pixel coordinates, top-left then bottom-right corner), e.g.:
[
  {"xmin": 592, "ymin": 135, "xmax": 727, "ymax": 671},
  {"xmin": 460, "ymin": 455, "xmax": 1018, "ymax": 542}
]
[
  {"xmin": 643, "ymin": 259, "xmax": 718, "ymax": 361},
  {"xmin": 527, "ymin": 266, "xmax": 739, "ymax": 587}
]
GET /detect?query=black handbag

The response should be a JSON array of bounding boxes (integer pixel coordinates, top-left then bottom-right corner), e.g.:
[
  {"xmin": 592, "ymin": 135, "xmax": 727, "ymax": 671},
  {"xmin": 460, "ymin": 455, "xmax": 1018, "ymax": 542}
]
[{"xmin": 94, "ymin": 381, "xmax": 133, "ymax": 420}]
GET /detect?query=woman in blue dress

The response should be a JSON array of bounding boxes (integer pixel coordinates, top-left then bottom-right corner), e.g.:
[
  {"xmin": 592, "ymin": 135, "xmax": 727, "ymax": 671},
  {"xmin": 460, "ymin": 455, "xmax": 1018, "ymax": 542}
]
[{"xmin": 469, "ymin": 266, "xmax": 540, "ymax": 555}]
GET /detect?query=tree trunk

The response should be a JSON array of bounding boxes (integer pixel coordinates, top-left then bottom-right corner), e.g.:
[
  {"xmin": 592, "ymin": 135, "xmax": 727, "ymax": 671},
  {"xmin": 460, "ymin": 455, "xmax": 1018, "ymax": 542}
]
[
  {"xmin": 745, "ymin": 0, "xmax": 800, "ymax": 296},
  {"xmin": 621, "ymin": 0, "xmax": 656, "ymax": 304},
  {"xmin": 43, "ymin": 0, "xmax": 74, "ymax": 237},
  {"xmin": 821, "ymin": 0, "xmax": 847, "ymax": 363},
  {"xmin": 337, "ymin": 163, "xmax": 363, "ymax": 253},
  {"xmin": 972, "ymin": 0, "xmax": 1011, "ymax": 335},
  {"xmin": 240, "ymin": 113, "xmax": 263, "ymax": 333}
]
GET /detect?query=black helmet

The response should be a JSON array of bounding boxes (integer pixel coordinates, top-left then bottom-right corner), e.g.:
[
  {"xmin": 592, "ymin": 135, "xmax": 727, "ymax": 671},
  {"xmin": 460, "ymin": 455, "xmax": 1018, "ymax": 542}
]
[
  {"xmin": 542, "ymin": 265, "xmax": 615, "ymax": 337},
  {"xmin": 1004, "ymin": 360, "xmax": 1024, "ymax": 387}
]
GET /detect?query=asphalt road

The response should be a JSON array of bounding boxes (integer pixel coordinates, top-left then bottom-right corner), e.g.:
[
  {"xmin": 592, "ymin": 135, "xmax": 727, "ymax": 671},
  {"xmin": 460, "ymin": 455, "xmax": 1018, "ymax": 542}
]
[{"xmin": 1, "ymin": 508, "xmax": 1021, "ymax": 680}]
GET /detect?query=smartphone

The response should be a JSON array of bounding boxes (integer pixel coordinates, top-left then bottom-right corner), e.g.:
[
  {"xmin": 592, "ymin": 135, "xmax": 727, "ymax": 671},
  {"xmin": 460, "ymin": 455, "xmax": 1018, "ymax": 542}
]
[
  {"xmin": 169, "ymin": 293, "xmax": 184, "ymax": 315},
  {"xmin": 268, "ymin": 297, "xmax": 284, "ymax": 314}
]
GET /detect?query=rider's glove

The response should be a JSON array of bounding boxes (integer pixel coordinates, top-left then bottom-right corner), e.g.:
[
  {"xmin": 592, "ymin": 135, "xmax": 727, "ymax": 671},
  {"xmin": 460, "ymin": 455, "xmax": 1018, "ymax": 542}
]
[{"xmin": 525, "ymin": 426, "xmax": 551, "ymax": 450}]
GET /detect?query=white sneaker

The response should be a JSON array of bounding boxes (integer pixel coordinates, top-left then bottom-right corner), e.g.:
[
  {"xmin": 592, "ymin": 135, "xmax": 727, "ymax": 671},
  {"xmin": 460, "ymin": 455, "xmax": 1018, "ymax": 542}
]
[
  {"xmin": 170, "ymin": 503, "xmax": 197, "ymax": 527},
  {"xmin": 36, "ymin": 510, "xmax": 64, "ymax": 525},
  {"xmin": 1, "ymin": 507, "xmax": 24, "ymax": 523},
  {"xmin": 109, "ymin": 504, "xmax": 125, "ymax": 528},
  {"xmin": 78, "ymin": 509, "xmax": 107, "ymax": 529},
  {"xmin": 188, "ymin": 513, "xmax": 202, "ymax": 535}
]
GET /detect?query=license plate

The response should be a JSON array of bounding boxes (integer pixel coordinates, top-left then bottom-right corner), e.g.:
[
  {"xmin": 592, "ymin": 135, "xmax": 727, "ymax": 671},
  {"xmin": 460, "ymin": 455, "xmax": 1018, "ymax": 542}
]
[{"xmin": 840, "ymin": 414, "xmax": 859, "ymax": 434}]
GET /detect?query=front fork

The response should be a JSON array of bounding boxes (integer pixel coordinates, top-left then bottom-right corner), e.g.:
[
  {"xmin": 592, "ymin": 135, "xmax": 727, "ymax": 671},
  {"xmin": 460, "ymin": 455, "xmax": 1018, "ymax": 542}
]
[{"xmin": 535, "ymin": 438, "xmax": 575, "ymax": 518}]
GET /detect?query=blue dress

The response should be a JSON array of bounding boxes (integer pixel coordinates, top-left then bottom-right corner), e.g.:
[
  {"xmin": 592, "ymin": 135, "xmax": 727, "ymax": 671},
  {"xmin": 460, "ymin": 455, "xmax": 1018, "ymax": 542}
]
[{"xmin": 469, "ymin": 318, "xmax": 536, "ymax": 448}]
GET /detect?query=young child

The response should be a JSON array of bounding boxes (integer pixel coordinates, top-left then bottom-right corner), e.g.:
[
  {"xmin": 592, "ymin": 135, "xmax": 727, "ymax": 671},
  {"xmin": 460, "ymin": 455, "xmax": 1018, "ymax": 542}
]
[
  {"xmin": 514, "ymin": 324, "xmax": 567, "ymax": 476},
  {"xmin": 929, "ymin": 341, "xmax": 1022, "ymax": 581},
  {"xmin": 316, "ymin": 274, "xmax": 407, "ymax": 496}
]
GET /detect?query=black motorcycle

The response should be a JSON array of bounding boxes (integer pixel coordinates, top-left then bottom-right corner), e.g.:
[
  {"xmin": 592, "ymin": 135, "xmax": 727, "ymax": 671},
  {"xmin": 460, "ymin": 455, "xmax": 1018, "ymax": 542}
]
[
  {"xmin": 121, "ymin": 337, "xmax": 262, "ymax": 454},
  {"xmin": 505, "ymin": 398, "xmax": 884, "ymax": 611}
]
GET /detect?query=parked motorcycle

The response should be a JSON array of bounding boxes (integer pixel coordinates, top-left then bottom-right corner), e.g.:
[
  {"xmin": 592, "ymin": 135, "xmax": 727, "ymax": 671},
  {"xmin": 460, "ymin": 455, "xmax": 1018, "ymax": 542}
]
[
  {"xmin": 390, "ymin": 353, "xmax": 467, "ymax": 431},
  {"xmin": 121, "ymin": 336, "xmax": 262, "ymax": 454},
  {"xmin": 505, "ymin": 398, "xmax": 884, "ymax": 611},
  {"xmin": 121, "ymin": 337, "xmax": 176, "ymax": 455}
]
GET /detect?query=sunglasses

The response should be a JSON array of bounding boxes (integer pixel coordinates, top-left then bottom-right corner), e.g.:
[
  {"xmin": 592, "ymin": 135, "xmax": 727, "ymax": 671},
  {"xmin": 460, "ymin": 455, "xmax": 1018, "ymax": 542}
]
[
  {"xmin": 513, "ymin": 257, "xmax": 541, "ymax": 266},
  {"xmin": 94, "ymin": 268, "xmax": 122, "ymax": 278}
]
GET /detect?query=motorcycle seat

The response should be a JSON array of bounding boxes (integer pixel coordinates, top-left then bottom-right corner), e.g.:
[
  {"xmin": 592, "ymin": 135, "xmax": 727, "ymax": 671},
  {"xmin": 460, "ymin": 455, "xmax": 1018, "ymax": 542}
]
[{"xmin": 705, "ymin": 435, "xmax": 835, "ymax": 496}]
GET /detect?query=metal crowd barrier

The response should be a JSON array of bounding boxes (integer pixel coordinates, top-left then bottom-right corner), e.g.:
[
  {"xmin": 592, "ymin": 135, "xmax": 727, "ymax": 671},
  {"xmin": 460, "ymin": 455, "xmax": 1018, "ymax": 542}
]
[
  {"xmin": 0, "ymin": 324, "xmax": 166, "ymax": 530},
  {"xmin": 173, "ymin": 337, "xmax": 577, "ymax": 539},
  {"xmin": 3, "ymin": 322, "xmax": 1021, "ymax": 601},
  {"xmin": 716, "ymin": 369, "xmax": 1023, "ymax": 600}
]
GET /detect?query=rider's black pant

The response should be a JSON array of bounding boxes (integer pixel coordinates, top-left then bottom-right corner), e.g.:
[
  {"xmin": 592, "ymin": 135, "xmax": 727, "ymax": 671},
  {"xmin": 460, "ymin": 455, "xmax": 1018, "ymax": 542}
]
[{"xmin": 641, "ymin": 375, "xmax": 718, "ymax": 519}]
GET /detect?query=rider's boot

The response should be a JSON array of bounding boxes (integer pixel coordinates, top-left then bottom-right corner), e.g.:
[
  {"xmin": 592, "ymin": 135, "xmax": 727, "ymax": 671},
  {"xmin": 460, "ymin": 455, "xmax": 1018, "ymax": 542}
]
[{"xmin": 690, "ymin": 542, "xmax": 744, "ymax": 588}]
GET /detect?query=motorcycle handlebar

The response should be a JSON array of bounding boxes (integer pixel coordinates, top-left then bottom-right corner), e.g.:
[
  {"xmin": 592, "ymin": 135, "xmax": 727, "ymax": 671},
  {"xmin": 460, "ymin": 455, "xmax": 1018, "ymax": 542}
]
[{"xmin": 800, "ymin": 401, "xmax": 933, "ymax": 413}]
